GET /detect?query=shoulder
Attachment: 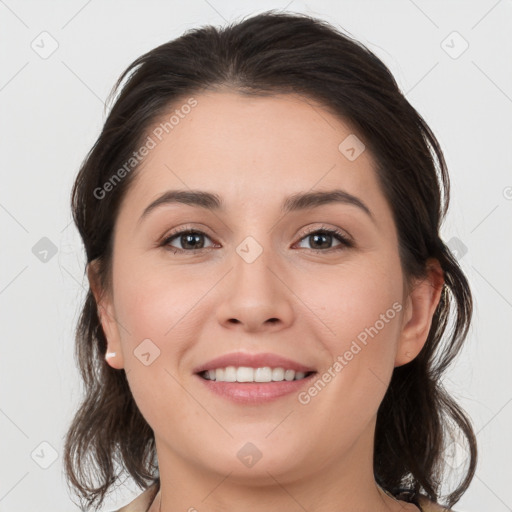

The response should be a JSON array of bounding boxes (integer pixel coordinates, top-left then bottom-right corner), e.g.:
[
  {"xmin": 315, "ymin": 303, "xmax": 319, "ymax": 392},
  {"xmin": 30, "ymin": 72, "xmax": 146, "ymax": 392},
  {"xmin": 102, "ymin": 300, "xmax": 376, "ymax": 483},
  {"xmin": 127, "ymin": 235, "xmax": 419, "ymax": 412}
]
[
  {"xmin": 417, "ymin": 494, "xmax": 454, "ymax": 512},
  {"xmin": 112, "ymin": 484, "xmax": 159, "ymax": 512}
]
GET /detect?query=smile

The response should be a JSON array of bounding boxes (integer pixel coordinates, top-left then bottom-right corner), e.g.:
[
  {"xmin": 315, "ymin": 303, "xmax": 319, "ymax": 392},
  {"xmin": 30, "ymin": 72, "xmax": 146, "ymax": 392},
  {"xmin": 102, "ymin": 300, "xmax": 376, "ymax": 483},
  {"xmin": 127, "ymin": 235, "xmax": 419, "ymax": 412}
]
[
  {"xmin": 200, "ymin": 366, "xmax": 314, "ymax": 382},
  {"xmin": 196, "ymin": 367, "xmax": 317, "ymax": 404}
]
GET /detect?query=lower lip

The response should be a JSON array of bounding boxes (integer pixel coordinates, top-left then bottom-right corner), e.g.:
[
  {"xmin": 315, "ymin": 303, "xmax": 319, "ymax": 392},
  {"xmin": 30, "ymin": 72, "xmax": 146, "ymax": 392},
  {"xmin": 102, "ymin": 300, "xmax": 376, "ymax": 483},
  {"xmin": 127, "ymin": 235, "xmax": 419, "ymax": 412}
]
[{"xmin": 195, "ymin": 373, "xmax": 316, "ymax": 404}]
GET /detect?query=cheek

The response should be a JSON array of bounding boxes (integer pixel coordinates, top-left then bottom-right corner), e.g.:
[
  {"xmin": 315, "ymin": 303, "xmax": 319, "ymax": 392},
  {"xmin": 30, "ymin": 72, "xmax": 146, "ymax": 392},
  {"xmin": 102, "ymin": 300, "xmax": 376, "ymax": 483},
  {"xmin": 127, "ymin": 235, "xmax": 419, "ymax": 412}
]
[
  {"xmin": 113, "ymin": 251, "xmax": 204, "ymax": 343},
  {"xmin": 112, "ymin": 262, "xmax": 207, "ymax": 428},
  {"xmin": 304, "ymin": 260, "xmax": 403, "ymax": 348},
  {"xmin": 111, "ymin": 254, "xmax": 214, "ymax": 413},
  {"xmin": 297, "ymin": 258, "xmax": 404, "ymax": 418}
]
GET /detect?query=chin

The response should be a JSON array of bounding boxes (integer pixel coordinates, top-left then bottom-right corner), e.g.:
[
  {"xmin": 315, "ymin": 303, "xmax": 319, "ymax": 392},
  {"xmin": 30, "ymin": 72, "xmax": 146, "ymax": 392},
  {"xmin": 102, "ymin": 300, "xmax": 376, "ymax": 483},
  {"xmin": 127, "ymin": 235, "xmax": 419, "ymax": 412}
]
[{"xmin": 188, "ymin": 437, "xmax": 309, "ymax": 485}]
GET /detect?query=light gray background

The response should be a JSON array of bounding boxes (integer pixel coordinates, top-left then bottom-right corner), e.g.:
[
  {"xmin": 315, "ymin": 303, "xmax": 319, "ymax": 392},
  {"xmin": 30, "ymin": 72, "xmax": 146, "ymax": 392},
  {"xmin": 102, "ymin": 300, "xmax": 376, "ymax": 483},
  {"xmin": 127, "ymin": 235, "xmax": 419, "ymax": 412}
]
[{"xmin": 1, "ymin": 1, "xmax": 511, "ymax": 511}]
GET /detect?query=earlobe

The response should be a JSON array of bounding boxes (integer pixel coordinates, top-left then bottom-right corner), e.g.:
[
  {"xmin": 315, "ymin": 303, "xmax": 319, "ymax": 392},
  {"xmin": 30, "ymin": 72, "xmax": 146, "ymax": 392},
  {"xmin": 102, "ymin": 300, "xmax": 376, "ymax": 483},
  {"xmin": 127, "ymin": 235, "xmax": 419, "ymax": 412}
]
[
  {"xmin": 395, "ymin": 259, "xmax": 445, "ymax": 367},
  {"xmin": 87, "ymin": 261, "xmax": 125, "ymax": 370},
  {"xmin": 97, "ymin": 303, "xmax": 125, "ymax": 370},
  {"xmin": 104, "ymin": 349, "xmax": 124, "ymax": 370}
]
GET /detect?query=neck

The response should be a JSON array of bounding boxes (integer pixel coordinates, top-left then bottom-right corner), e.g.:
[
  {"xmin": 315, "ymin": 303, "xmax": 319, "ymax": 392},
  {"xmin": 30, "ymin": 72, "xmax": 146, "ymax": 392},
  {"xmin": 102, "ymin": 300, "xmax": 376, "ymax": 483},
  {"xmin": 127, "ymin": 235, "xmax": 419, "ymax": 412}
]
[{"xmin": 150, "ymin": 418, "xmax": 410, "ymax": 512}]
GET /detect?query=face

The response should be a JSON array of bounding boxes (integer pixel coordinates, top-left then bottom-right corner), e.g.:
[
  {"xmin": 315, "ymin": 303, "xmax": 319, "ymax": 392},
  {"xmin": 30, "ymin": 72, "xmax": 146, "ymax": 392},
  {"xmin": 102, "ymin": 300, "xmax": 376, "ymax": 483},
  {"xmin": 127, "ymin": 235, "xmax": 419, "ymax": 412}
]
[{"xmin": 93, "ymin": 91, "xmax": 438, "ymax": 486}]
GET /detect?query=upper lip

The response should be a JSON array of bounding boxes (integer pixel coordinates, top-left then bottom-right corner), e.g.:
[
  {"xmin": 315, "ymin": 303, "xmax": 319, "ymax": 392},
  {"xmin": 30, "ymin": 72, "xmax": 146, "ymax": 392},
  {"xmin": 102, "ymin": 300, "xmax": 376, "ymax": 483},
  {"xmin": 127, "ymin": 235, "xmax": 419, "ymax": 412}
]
[{"xmin": 193, "ymin": 352, "xmax": 317, "ymax": 374}]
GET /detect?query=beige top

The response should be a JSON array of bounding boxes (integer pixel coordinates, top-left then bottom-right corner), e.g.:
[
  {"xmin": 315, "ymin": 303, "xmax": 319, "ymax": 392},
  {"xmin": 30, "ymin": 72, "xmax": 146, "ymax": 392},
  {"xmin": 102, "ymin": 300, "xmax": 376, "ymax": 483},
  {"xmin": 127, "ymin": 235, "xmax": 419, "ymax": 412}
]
[{"xmin": 114, "ymin": 484, "xmax": 454, "ymax": 512}]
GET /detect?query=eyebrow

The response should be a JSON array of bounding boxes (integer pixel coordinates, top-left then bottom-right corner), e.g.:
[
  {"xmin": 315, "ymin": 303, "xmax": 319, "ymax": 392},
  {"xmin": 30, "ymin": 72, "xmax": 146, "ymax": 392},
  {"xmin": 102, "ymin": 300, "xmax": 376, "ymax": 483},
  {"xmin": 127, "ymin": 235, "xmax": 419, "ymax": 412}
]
[{"xmin": 137, "ymin": 188, "xmax": 374, "ymax": 225}]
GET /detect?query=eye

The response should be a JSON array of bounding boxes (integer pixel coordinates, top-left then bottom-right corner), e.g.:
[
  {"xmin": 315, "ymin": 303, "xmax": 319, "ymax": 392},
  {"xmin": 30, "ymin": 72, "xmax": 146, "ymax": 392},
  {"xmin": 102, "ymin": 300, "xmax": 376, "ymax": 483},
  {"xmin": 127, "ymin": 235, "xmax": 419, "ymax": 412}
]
[
  {"xmin": 162, "ymin": 228, "xmax": 216, "ymax": 254},
  {"xmin": 160, "ymin": 224, "xmax": 353, "ymax": 255},
  {"xmin": 294, "ymin": 226, "xmax": 353, "ymax": 252}
]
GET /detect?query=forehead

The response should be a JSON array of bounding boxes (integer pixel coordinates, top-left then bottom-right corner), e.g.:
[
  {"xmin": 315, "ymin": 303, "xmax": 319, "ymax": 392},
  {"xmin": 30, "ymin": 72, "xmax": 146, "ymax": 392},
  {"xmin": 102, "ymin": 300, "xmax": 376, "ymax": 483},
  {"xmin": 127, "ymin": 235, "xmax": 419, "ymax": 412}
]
[{"xmin": 122, "ymin": 91, "xmax": 386, "ymax": 218}]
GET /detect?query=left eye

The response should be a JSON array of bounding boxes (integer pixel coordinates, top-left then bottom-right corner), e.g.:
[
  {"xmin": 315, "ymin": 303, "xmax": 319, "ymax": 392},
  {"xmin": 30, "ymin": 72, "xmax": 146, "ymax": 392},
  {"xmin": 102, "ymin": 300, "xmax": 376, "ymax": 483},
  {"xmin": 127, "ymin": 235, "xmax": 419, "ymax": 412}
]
[
  {"xmin": 162, "ymin": 227, "xmax": 352, "ymax": 254},
  {"xmin": 295, "ymin": 228, "xmax": 352, "ymax": 251}
]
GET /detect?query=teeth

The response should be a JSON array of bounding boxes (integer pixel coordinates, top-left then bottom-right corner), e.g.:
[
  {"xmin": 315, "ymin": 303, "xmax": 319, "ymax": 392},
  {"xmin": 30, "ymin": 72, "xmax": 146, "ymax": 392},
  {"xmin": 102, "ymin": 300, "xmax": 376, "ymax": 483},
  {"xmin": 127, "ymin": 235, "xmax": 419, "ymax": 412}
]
[
  {"xmin": 254, "ymin": 367, "xmax": 272, "ymax": 382},
  {"xmin": 224, "ymin": 366, "xmax": 237, "ymax": 382},
  {"xmin": 284, "ymin": 369, "xmax": 295, "ymax": 381},
  {"xmin": 272, "ymin": 367, "xmax": 284, "ymax": 381},
  {"xmin": 237, "ymin": 366, "xmax": 253, "ymax": 382},
  {"xmin": 201, "ymin": 366, "xmax": 309, "ymax": 382}
]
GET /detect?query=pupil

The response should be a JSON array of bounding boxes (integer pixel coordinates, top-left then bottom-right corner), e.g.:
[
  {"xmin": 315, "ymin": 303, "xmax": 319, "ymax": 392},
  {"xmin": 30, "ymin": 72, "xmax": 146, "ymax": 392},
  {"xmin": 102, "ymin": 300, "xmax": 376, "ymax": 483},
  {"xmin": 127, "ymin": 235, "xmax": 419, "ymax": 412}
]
[
  {"xmin": 312, "ymin": 233, "xmax": 331, "ymax": 249},
  {"xmin": 183, "ymin": 233, "xmax": 203, "ymax": 249}
]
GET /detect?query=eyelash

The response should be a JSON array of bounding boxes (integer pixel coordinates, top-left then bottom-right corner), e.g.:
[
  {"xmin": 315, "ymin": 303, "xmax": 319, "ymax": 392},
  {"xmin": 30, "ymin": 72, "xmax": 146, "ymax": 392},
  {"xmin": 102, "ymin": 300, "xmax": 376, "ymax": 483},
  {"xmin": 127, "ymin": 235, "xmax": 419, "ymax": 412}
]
[{"xmin": 160, "ymin": 224, "xmax": 354, "ymax": 255}]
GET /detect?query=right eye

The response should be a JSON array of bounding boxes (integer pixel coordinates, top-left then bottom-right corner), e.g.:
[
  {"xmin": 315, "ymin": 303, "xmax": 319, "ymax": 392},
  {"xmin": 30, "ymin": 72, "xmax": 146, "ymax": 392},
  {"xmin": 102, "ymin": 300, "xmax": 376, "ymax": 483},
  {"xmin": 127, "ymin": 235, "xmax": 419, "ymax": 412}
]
[{"xmin": 162, "ymin": 229, "xmax": 216, "ymax": 254}]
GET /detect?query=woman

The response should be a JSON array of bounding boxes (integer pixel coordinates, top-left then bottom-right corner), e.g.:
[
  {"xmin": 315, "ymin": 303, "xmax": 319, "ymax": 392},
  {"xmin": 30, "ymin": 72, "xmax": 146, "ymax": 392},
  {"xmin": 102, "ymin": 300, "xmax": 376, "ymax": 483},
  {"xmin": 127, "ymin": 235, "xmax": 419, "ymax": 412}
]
[{"xmin": 64, "ymin": 10, "xmax": 477, "ymax": 512}]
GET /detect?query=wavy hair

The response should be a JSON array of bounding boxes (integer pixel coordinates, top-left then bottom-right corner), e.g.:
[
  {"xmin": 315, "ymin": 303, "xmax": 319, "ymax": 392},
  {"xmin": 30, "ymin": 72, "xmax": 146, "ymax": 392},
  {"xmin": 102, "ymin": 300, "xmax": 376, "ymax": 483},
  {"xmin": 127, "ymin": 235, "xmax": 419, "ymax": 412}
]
[{"xmin": 64, "ymin": 10, "xmax": 477, "ymax": 510}]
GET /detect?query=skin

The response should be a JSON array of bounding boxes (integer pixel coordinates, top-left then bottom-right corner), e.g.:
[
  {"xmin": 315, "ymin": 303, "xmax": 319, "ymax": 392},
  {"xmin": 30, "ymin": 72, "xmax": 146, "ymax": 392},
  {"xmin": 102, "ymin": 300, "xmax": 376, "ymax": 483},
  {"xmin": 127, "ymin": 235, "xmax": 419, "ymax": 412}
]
[{"xmin": 89, "ymin": 91, "xmax": 444, "ymax": 512}]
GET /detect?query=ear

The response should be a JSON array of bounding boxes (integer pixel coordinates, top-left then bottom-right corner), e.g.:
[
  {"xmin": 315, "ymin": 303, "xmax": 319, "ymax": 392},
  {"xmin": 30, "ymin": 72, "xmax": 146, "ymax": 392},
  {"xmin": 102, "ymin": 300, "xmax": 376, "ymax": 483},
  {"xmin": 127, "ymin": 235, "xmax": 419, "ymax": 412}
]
[
  {"xmin": 87, "ymin": 260, "xmax": 125, "ymax": 370},
  {"xmin": 395, "ymin": 258, "xmax": 445, "ymax": 367}
]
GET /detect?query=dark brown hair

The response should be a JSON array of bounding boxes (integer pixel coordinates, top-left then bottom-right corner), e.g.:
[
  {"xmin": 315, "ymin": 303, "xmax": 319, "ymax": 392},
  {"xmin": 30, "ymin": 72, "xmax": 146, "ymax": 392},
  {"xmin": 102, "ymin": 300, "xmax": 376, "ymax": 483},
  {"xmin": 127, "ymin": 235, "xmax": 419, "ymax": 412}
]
[{"xmin": 64, "ymin": 10, "xmax": 477, "ymax": 511}]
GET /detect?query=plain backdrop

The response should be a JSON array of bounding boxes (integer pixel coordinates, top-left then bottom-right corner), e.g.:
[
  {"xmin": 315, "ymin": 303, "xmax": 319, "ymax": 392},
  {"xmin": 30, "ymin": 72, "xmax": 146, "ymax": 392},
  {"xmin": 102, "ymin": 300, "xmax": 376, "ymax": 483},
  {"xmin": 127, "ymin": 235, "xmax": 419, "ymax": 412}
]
[{"xmin": 1, "ymin": 1, "xmax": 511, "ymax": 511}]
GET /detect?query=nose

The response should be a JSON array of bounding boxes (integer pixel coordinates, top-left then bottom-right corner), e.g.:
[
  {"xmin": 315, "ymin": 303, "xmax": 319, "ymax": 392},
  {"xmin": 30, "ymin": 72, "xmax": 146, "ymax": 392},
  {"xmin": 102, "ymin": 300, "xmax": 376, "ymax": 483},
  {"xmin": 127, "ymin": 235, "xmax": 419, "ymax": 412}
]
[{"xmin": 215, "ymin": 240, "xmax": 295, "ymax": 333}]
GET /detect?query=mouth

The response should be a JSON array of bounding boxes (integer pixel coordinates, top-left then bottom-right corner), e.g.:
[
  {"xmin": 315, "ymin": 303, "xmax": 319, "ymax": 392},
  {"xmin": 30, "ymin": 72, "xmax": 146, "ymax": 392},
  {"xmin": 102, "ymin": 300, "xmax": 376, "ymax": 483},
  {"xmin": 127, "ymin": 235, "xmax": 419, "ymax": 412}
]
[
  {"xmin": 195, "ymin": 366, "xmax": 318, "ymax": 404},
  {"xmin": 198, "ymin": 366, "xmax": 316, "ymax": 382}
]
